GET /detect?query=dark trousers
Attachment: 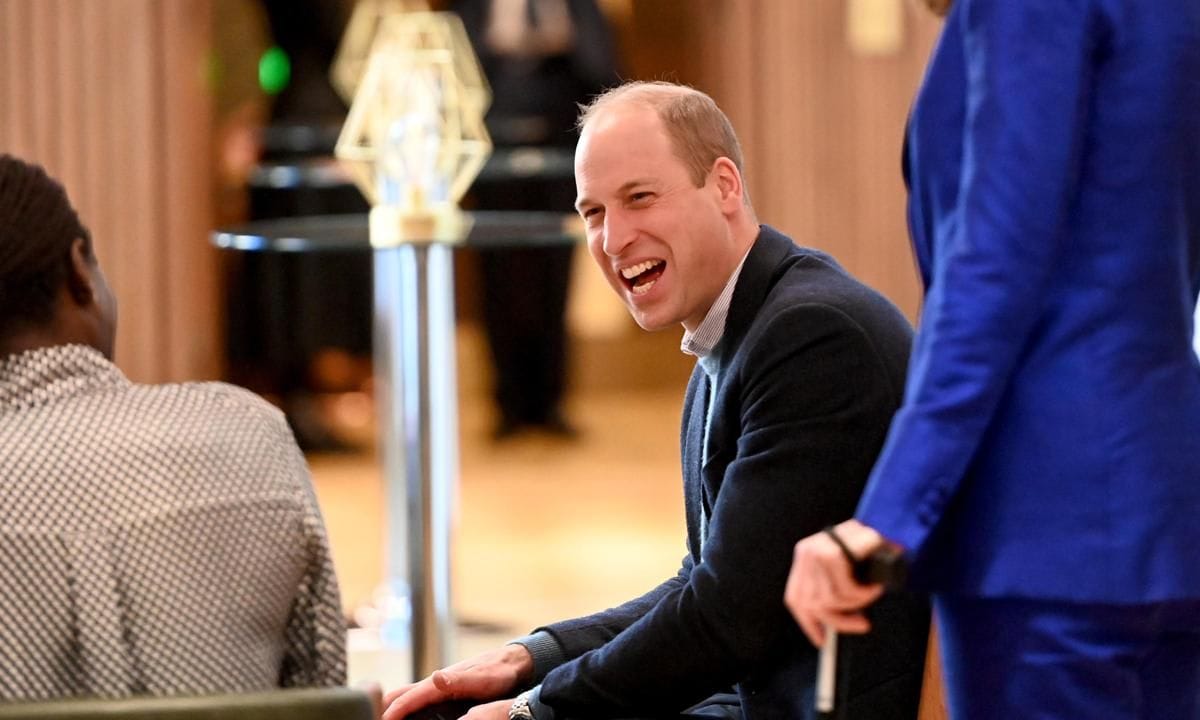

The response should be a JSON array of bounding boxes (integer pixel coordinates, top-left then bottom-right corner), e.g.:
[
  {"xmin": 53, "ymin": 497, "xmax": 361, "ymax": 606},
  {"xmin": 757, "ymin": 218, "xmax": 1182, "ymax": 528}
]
[
  {"xmin": 470, "ymin": 173, "xmax": 576, "ymax": 428},
  {"xmin": 411, "ymin": 693, "xmax": 741, "ymax": 720},
  {"xmin": 479, "ymin": 243, "xmax": 573, "ymax": 426},
  {"xmin": 936, "ymin": 593, "xmax": 1200, "ymax": 719},
  {"xmin": 226, "ymin": 179, "xmax": 371, "ymax": 393}
]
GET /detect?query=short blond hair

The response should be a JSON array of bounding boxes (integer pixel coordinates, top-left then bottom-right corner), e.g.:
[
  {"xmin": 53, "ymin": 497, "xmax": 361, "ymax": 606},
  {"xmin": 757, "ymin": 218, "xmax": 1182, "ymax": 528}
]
[{"xmin": 577, "ymin": 81, "xmax": 748, "ymax": 194}]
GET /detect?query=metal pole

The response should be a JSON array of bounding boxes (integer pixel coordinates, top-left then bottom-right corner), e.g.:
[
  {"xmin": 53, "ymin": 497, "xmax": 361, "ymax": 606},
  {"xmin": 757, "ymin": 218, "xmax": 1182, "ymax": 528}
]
[{"xmin": 374, "ymin": 240, "xmax": 457, "ymax": 681}]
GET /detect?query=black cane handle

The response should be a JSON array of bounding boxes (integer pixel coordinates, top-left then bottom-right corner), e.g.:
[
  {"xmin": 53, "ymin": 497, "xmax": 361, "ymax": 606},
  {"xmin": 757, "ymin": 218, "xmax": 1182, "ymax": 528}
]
[
  {"xmin": 823, "ymin": 526, "xmax": 909, "ymax": 590},
  {"xmin": 852, "ymin": 544, "xmax": 909, "ymax": 589}
]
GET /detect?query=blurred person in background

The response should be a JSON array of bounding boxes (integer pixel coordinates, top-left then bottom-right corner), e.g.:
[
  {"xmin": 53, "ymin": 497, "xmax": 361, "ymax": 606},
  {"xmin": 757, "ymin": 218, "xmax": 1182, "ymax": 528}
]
[
  {"xmin": 219, "ymin": 0, "xmax": 373, "ymax": 453},
  {"xmin": 452, "ymin": 0, "xmax": 620, "ymax": 440},
  {"xmin": 786, "ymin": 1, "xmax": 1200, "ymax": 718},
  {"xmin": 0, "ymin": 154, "xmax": 346, "ymax": 698}
]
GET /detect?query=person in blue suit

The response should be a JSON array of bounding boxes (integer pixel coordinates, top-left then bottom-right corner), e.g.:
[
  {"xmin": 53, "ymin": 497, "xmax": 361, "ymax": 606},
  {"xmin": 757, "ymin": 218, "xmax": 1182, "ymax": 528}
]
[{"xmin": 785, "ymin": 0, "xmax": 1200, "ymax": 717}]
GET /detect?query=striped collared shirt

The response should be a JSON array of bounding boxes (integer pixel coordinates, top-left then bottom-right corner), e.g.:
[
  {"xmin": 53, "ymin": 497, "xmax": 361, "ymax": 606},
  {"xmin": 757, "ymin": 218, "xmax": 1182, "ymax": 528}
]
[
  {"xmin": 679, "ymin": 248, "xmax": 751, "ymax": 547},
  {"xmin": 680, "ymin": 249, "xmax": 752, "ymax": 360}
]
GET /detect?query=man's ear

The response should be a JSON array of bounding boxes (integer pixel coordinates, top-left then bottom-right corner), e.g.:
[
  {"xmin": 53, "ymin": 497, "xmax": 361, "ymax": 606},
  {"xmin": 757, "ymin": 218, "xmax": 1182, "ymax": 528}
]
[
  {"xmin": 65, "ymin": 237, "xmax": 95, "ymax": 306},
  {"xmin": 711, "ymin": 157, "xmax": 744, "ymax": 211}
]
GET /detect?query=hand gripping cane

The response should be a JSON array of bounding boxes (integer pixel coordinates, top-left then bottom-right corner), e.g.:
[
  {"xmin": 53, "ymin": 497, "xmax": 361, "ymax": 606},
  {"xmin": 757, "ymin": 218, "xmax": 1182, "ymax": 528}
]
[{"xmin": 816, "ymin": 533, "xmax": 909, "ymax": 720}]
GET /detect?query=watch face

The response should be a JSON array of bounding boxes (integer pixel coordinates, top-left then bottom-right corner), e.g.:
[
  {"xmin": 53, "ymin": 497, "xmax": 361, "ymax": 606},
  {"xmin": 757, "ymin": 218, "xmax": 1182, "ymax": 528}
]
[{"xmin": 508, "ymin": 698, "xmax": 534, "ymax": 720}]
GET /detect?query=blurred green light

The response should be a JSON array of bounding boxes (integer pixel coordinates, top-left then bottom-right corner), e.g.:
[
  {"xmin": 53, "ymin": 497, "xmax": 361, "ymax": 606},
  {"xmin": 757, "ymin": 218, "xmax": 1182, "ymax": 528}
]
[{"xmin": 258, "ymin": 46, "xmax": 291, "ymax": 95}]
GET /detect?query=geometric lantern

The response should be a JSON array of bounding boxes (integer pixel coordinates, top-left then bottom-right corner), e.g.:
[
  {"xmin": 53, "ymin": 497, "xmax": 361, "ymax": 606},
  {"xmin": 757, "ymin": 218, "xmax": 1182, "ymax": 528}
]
[
  {"xmin": 332, "ymin": 12, "xmax": 494, "ymax": 681},
  {"xmin": 335, "ymin": 11, "xmax": 492, "ymax": 247},
  {"xmin": 330, "ymin": 0, "xmax": 431, "ymax": 105}
]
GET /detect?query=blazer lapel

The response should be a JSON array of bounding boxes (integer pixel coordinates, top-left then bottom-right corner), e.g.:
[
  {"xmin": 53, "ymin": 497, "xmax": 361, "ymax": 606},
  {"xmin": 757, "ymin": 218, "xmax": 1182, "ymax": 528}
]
[
  {"xmin": 681, "ymin": 367, "xmax": 707, "ymax": 561},
  {"xmin": 692, "ymin": 228, "xmax": 794, "ymax": 525},
  {"xmin": 682, "ymin": 227, "xmax": 796, "ymax": 558},
  {"xmin": 715, "ymin": 225, "xmax": 795, "ymax": 365}
]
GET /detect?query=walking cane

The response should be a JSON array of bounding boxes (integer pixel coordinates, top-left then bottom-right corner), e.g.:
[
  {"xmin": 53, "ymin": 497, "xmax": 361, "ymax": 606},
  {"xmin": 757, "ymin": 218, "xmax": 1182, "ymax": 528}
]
[{"xmin": 816, "ymin": 544, "xmax": 909, "ymax": 720}]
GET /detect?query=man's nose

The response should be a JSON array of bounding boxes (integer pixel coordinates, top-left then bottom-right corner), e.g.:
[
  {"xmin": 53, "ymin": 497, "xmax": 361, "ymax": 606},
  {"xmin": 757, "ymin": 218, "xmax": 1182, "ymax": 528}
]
[{"xmin": 602, "ymin": 210, "xmax": 635, "ymax": 257}]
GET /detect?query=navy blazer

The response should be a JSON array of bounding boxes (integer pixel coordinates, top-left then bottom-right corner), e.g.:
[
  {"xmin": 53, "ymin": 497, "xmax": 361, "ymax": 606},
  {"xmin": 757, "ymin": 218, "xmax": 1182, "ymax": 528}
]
[
  {"xmin": 858, "ymin": 0, "xmax": 1200, "ymax": 602},
  {"xmin": 536, "ymin": 227, "xmax": 929, "ymax": 719}
]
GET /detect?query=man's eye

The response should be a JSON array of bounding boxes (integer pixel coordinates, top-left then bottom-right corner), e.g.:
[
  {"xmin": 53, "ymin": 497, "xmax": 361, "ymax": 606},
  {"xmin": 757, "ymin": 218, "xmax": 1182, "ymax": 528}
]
[
  {"xmin": 581, "ymin": 207, "xmax": 603, "ymax": 222},
  {"xmin": 630, "ymin": 192, "xmax": 652, "ymax": 203}
]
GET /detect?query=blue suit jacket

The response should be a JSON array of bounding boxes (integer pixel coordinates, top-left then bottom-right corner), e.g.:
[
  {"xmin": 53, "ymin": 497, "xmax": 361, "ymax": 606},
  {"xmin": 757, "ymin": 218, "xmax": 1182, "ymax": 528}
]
[{"xmin": 857, "ymin": 0, "xmax": 1200, "ymax": 603}]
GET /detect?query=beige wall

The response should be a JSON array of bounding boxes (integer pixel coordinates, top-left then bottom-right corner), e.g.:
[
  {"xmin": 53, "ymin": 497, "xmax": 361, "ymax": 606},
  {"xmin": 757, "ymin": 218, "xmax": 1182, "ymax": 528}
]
[
  {"xmin": 0, "ymin": 0, "xmax": 218, "ymax": 383},
  {"xmin": 1, "ymin": 0, "xmax": 940, "ymax": 379}
]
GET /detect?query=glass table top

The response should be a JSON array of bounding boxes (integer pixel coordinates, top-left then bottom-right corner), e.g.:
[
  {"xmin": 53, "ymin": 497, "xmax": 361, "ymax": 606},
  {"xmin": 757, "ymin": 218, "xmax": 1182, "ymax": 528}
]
[{"xmin": 212, "ymin": 210, "xmax": 583, "ymax": 253}]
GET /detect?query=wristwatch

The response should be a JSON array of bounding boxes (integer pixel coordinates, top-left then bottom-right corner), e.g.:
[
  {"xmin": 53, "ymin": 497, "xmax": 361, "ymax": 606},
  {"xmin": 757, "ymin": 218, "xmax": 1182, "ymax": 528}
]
[{"xmin": 509, "ymin": 691, "xmax": 535, "ymax": 720}]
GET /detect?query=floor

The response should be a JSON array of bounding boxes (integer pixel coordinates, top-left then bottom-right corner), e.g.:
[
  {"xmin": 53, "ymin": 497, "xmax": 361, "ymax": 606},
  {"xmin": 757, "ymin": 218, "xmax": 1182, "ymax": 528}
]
[{"xmin": 306, "ymin": 322, "xmax": 694, "ymax": 687}]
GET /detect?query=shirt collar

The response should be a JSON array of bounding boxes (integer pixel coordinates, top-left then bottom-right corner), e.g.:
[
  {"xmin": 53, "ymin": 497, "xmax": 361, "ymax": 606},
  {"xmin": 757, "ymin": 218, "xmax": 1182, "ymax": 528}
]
[
  {"xmin": 680, "ymin": 248, "xmax": 752, "ymax": 364},
  {"xmin": 0, "ymin": 344, "xmax": 129, "ymax": 413}
]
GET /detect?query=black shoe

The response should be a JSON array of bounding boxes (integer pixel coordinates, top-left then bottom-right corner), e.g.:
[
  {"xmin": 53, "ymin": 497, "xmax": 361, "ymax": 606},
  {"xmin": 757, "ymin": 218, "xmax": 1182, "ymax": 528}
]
[
  {"xmin": 285, "ymin": 395, "xmax": 357, "ymax": 454},
  {"xmin": 541, "ymin": 413, "xmax": 579, "ymax": 439},
  {"xmin": 491, "ymin": 417, "xmax": 525, "ymax": 442}
]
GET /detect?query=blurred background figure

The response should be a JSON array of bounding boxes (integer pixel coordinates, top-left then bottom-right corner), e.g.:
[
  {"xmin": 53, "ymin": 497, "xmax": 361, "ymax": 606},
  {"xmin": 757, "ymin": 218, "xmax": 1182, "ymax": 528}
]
[
  {"xmin": 452, "ymin": 0, "xmax": 620, "ymax": 441},
  {"xmin": 221, "ymin": 0, "xmax": 374, "ymax": 452}
]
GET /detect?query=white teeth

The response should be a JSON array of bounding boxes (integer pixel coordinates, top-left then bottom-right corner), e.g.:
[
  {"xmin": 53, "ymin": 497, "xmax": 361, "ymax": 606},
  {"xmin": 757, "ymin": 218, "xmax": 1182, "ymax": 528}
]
[
  {"xmin": 621, "ymin": 260, "xmax": 660, "ymax": 279},
  {"xmin": 631, "ymin": 278, "xmax": 657, "ymax": 296}
]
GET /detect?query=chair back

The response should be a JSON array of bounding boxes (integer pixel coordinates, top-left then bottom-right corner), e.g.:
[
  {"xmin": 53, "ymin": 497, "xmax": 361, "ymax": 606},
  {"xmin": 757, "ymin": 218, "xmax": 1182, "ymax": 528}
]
[{"xmin": 0, "ymin": 687, "xmax": 374, "ymax": 720}]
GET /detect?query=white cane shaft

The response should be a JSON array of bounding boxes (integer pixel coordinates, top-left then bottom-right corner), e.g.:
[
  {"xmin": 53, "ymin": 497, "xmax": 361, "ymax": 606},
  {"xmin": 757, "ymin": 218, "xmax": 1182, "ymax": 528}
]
[{"xmin": 817, "ymin": 627, "xmax": 838, "ymax": 712}]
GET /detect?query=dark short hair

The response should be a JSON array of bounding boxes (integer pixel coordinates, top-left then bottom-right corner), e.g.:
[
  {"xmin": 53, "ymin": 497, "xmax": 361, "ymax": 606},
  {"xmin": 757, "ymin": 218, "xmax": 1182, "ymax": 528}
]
[{"xmin": 0, "ymin": 154, "xmax": 92, "ymax": 339}]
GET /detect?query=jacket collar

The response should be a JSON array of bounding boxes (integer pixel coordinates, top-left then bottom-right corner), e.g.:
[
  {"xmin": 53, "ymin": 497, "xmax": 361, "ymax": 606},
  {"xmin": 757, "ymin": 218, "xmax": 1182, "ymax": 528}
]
[
  {"xmin": 709, "ymin": 224, "xmax": 796, "ymax": 369},
  {"xmin": 0, "ymin": 344, "xmax": 128, "ymax": 413}
]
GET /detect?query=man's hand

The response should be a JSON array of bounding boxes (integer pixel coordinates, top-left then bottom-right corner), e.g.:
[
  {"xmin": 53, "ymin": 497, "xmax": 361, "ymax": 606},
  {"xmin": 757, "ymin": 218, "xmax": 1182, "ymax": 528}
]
[
  {"xmin": 457, "ymin": 700, "xmax": 514, "ymax": 720},
  {"xmin": 381, "ymin": 645, "xmax": 534, "ymax": 720},
  {"xmin": 783, "ymin": 519, "xmax": 890, "ymax": 648}
]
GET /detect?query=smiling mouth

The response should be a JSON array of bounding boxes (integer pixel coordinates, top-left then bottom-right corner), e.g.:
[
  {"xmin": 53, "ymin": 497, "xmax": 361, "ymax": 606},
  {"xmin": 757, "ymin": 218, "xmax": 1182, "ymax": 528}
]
[{"xmin": 620, "ymin": 260, "xmax": 666, "ymax": 296}]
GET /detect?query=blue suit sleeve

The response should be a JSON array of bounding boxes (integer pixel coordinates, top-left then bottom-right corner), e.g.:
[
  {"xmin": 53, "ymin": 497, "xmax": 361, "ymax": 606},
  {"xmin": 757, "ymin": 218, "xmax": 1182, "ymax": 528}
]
[{"xmin": 857, "ymin": 0, "xmax": 1105, "ymax": 555}]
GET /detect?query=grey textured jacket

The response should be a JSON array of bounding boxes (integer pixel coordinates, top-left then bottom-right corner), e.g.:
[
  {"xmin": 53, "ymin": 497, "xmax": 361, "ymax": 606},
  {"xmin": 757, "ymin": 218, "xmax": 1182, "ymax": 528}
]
[{"xmin": 0, "ymin": 345, "xmax": 346, "ymax": 700}]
